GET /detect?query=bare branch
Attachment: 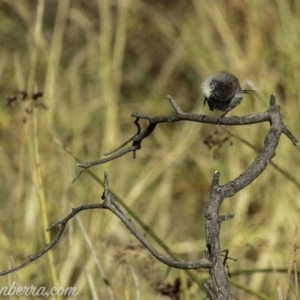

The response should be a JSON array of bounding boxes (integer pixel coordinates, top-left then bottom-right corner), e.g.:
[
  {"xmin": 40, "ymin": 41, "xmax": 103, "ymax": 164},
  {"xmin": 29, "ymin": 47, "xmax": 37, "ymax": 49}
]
[
  {"xmin": 103, "ymin": 118, "xmax": 141, "ymax": 156},
  {"xmin": 73, "ymin": 145, "xmax": 139, "ymax": 183},
  {"xmin": 167, "ymin": 95, "xmax": 184, "ymax": 114},
  {"xmin": 102, "ymin": 172, "xmax": 212, "ymax": 270},
  {"xmin": 73, "ymin": 95, "xmax": 282, "ymax": 183},
  {"xmin": 75, "ymin": 95, "xmax": 297, "ymax": 186},
  {"xmin": 282, "ymin": 125, "xmax": 298, "ymax": 146},
  {"xmin": 4, "ymin": 93, "xmax": 295, "ymax": 299},
  {"xmin": 73, "ymin": 118, "xmax": 144, "ymax": 182},
  {"xmin": 66, "ymin": 94, "xmax": 300, "ymax": 298},
  {"xmin": 0, "ymin": 171, "xmax": 213, "ymax": 276},
  {"xmin": 218, "ymin": 214, "xmax": 235, "ymax": 223},
  {"xmin": 202, "ymin": 281, "xmax": 218, "ymax": 299},
  {"xmin": 201, "ymin": 94, "xmax": 298, "ymax": 297},
  {"xmin": 0, "ymin": 203, "xmax": 105, "ymax": 276},
  {"xmin": 220, "ymin": 95, "xmax": 291, "ymax": 198},
  {"xmin": 221, "ymin": 125, "xmax": 300, "ymax": 189}
]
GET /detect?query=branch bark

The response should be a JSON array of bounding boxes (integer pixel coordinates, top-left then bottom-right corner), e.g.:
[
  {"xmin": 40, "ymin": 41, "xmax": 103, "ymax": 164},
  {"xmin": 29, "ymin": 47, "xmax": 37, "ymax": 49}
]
[
  {"xmin": 1, "ymin": 94, "xmax": 297, "ymax": 299},
  {"xmin": 66, "ymin": 94, "xmax": 299, "ymax": 298}
]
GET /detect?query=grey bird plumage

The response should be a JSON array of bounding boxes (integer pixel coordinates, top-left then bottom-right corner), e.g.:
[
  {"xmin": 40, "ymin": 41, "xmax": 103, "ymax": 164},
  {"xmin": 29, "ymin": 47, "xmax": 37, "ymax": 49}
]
[{"xmin": 201, "ymin": 71, "xmax": 254, "ymax": 116}]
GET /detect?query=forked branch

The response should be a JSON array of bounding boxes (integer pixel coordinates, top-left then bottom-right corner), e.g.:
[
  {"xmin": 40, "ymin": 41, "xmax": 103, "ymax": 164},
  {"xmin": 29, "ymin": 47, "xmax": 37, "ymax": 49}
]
[
  {"xmin": 1, "ymin": 94, "xmax": 297, "ymax": 300},
  {"xmin": 73, "ymin": 95, "xmax": 297, "ymax": 182},
  {"xmin": 0, "ymin": 173, "xmax": 212, "ymax": 276}
]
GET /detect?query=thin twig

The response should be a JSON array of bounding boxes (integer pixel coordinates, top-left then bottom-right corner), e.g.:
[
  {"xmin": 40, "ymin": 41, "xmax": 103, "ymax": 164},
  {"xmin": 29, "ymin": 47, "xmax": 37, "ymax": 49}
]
[
  {"xmin": 0, "ymin": 203, "xmax": 105, "ymax": 276},
  {"xmin": 73, "ymin": 95, "xmax": 276, "ymax": 183},
  {"xmin": 103, "ymin": 118, "xmax": 141, "ymax": 156},
  {"xmin": 167, "ymin": 95, "xmax": 184, "ymax": 114}
]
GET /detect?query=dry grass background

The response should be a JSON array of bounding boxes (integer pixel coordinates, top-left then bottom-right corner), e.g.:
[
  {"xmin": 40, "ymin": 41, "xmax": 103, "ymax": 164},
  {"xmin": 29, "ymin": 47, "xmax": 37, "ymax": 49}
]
[{"xmin": 0, "ymin": 0, "xmax": 300, "ymax": 299}]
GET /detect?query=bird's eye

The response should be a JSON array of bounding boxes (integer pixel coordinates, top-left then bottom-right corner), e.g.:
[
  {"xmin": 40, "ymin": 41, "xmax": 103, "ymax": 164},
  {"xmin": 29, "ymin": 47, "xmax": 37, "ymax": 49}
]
[{"xmin": 210, "ymin": 81, "xmax": 218, "ymax": 90}]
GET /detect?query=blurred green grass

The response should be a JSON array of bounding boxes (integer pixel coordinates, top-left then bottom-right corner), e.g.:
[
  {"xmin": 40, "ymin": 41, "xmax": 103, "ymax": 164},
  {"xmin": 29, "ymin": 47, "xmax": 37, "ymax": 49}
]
[{"xmin": 0, "ymin": 0, "xmax": 300, "ymax": 299}]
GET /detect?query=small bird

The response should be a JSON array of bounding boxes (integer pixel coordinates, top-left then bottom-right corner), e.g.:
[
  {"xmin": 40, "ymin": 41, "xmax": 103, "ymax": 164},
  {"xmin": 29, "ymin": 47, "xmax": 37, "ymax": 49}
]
[{"xmin": 201, "ymin": 71, "xmax": 254, "ymax": 116}]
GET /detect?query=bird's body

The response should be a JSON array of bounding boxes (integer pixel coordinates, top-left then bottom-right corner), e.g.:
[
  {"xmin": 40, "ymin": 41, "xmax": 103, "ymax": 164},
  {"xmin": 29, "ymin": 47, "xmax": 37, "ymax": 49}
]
[{"xmin": 201, "ymin": 71, "xmax": 253, "ymax": 116}]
